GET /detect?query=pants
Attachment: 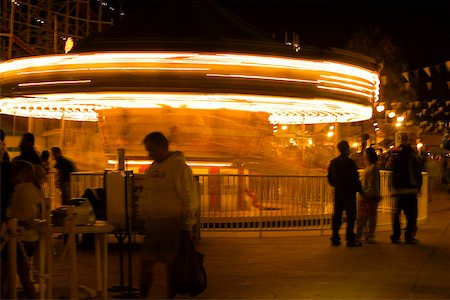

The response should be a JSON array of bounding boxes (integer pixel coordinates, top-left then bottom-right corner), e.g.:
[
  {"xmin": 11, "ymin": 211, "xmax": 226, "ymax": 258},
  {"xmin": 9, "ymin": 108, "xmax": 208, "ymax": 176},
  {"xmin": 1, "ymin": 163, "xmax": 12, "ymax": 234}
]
[
  {"xmin": 356, "ymin": 201, "xmax": 379, "ymax": 240},
  {"xmin": 60, "ymin": 182, "xmax": 71, "ymax": 205},
  {"xmin": 392, "ymin": 194, "xmax": 418, "ymax": 240},
  {"xmin": 332, "ymin": 192, "xmax": 357, "ymax": 243}
]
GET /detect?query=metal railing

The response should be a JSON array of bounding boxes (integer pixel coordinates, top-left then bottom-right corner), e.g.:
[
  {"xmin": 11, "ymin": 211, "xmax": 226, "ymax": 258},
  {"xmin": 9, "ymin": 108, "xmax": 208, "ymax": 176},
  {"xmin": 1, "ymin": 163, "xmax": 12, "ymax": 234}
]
[{"xmin": 45, "ymin": 170, "xmax": 428, "ymax": 233}]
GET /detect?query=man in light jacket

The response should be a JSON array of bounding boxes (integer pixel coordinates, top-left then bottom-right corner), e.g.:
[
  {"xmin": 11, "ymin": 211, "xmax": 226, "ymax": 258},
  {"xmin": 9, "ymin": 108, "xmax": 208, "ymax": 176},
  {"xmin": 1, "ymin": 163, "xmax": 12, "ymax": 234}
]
[{"xmin": 139, "ymin": 132, "xmax": 196, "ymax": 299}]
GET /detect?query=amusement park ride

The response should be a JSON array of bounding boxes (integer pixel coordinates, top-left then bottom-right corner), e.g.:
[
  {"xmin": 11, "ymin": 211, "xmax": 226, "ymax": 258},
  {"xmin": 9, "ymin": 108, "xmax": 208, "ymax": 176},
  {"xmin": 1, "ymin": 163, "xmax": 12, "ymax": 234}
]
[{"xmin": 1, "ymin": 0, "xmax": 380, "ymax": 174}]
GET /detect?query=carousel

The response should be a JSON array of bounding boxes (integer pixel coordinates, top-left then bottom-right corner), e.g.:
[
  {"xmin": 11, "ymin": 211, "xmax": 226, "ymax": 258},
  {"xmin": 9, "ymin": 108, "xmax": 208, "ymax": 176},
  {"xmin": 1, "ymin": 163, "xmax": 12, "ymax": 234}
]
[{"xmin": 0, "ymin": 1, "xmax": 379, "ymax": 173}]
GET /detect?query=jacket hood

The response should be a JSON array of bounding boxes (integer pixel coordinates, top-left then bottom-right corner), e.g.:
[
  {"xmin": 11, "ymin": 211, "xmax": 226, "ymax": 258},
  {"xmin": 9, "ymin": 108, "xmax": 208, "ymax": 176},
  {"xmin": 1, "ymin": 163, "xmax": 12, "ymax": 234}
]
[{"xmin": 167, "ymin": 151, "xmax": 187, "ymax": 163}]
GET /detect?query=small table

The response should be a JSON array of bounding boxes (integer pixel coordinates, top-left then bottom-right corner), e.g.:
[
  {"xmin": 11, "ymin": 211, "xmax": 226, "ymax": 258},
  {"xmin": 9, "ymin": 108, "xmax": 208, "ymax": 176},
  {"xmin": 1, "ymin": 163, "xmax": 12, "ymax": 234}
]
[{"xmin": 53, "ymin": 221, "xmax": 116, "ymax": 300}]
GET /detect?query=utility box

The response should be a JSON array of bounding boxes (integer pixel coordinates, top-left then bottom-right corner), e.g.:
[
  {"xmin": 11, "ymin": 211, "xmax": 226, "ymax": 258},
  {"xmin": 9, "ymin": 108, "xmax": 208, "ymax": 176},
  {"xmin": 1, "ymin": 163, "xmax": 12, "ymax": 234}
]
[{"xmin": 105, "ymin": 170, "xmax": 134, "ymax": 231}]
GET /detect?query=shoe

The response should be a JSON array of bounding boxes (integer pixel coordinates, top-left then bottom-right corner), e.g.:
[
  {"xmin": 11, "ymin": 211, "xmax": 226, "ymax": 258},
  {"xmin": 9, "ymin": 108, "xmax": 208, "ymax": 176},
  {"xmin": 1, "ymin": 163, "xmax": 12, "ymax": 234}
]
[
  {"xmin": 331, "ymin": 240, "xmax": 341, "ymax": 246},
  {"xmin": 405, "ymin": 238, "xmax": 419, "ymax": 244},
  {"xmin": 346, "ymin": 241, "xmax": 362, "ymax": 247},
  {"xmin": 390, "ymin": 236, "xmax": 401, "ymax": 244}
]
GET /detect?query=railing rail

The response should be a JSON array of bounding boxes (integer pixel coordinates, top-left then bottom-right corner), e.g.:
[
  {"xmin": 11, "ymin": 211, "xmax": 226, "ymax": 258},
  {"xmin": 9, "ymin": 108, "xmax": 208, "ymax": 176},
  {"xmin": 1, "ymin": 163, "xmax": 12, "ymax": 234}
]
[{"xmin": 45, "ymin": 170, "xmax": 428, "ymax": 233}]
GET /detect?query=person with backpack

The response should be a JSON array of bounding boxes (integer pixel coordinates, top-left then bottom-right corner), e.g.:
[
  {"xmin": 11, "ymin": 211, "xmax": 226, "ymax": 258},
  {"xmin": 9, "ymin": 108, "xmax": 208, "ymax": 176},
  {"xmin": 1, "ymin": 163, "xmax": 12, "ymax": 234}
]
[{"xmin": 390, "ymin": 133, "xmax": 422, "ymax": 244}]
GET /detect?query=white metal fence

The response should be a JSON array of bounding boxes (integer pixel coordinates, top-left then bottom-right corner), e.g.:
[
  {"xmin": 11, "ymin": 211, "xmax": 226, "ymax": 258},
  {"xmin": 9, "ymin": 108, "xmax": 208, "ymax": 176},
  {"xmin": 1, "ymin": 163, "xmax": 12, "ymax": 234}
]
[{"xmin": 45, "ymin": 170, "xmax": 428, "ymax": 233}]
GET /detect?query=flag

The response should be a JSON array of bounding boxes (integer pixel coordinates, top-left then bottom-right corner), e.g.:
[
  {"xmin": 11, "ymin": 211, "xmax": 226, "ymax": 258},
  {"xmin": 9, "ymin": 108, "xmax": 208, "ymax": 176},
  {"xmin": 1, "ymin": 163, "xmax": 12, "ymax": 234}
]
[{"xmin": 402, "ymin": 72, "xmax": 410, "ymax": 82}]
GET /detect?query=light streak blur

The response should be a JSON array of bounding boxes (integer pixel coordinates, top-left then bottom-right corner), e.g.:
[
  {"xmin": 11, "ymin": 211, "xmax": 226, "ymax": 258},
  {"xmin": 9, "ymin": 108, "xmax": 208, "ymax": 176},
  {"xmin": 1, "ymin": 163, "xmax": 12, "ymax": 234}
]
[{"xmin": 0, "ymin": 52, "xmax": 379, "ymax": 124}]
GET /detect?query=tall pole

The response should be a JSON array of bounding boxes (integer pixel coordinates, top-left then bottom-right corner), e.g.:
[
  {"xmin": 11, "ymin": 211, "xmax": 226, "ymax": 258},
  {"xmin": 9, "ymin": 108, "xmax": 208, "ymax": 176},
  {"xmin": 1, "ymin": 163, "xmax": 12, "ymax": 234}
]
[
  {"xmin": 334, "ymin": 121, "xmax": 339, "ymax": 155},
  {"xmin": 8, "ymin": 0, "xmax": 15, "ymax": 59},
  {"xmin": 54, "ymin": 15, "xmax": 58, "ymax": 54}
]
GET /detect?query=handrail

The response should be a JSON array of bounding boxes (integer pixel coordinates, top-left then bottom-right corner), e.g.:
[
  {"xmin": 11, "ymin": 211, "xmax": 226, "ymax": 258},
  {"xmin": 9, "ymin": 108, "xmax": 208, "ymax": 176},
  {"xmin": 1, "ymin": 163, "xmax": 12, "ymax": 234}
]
[{"xmin": 44, "ymin": 171, "xmax": 429, "ymax": 233}]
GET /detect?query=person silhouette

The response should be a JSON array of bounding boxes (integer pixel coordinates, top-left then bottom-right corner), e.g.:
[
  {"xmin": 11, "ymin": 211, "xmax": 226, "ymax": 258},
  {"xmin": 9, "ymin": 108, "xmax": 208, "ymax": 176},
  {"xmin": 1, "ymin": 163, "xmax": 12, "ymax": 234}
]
[{"xmin": 327, "ymin": 140, "xmax": 364, "ymax": 247}]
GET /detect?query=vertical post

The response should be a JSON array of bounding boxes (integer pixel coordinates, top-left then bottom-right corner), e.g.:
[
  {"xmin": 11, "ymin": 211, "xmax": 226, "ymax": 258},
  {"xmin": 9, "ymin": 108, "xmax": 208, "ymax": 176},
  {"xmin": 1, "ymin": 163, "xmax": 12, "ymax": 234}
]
[
  {"xmin": 258, "ymin": 176, "xmax": 263, "ymax": 238},
  {"xmin": 39, "ymin": 223, "xmax": 46, "ymax": 300},
  {"xmin": 334, "ymin": 121, "xmax": 339, "ymax": 155},
  {"xmin": 53, "ymin": 15, "xmax": 58, "ymax": 54},
  {"xmin": 13, "ymin": 114, "xmax": 16, "ymax": 136},
  {"xmin": 86, "ymin": 0, "xmax": 90, "ymax": 35},
  {"xmin": 95, "ymin": 234, "xmax": 102, "ymax": 295},
  {"xmin": 67, "ymin": 206, "xmax": 78, "ymax": 300},
  {"xmin": 320, "ymin": 177, "xmax": 325, "ymax": 236},
  {"xmin": 101, "ymin": 233, "xmax": 108, "ymax": 300},
  {"xmin": 60, "ymin": 117, "xmax": 65, "ymax": 148},
  {"xmin": 45, "ymin": 198, "xmax": 53, "ymax": 300},
  {"xmin": 8, "ymin": 218, "xmax": 18, "ymax": 299},
  {"xmin": 28, "ymin": 116, "xmax": 33, "ymax": 132},
  {"xmin": 302, "ymin": 122, "xmax": 306, "ymax": 163},
  {"xmin": 117, "ymin": 148, "xmax": 125, "ymax": 170},
  {"xmin": 98, "ymin": 2, "xmax": 102, "ymax": 32},
  {"xmin": 8, "ymin": 0, "xmax": 14, "ymax": 59}
]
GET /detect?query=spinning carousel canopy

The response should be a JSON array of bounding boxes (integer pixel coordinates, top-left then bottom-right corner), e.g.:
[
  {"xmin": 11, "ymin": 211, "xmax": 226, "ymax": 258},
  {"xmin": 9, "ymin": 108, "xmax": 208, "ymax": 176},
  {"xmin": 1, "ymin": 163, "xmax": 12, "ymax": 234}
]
[{"xmin": 0, "ymin": 0, "xmax": 379, "ymax": 125}]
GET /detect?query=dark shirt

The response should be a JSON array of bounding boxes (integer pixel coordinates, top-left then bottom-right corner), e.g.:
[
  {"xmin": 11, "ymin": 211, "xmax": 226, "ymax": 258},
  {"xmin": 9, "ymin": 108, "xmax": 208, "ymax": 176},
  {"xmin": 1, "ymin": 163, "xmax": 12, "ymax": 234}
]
[
  {"xmin": 13, "ymin": 149, "xmax": 41, "ymax": 165},
  {"xmin": 327, "ymin": 154, "xmax": 363, "ymax": 194},
  {"xmin": 54, "ymin": 156, "xmax": 77, "ymax": 183},
  {"xmin": 392, "ymin": 144, "xmax": 422, "ymax": 190}
]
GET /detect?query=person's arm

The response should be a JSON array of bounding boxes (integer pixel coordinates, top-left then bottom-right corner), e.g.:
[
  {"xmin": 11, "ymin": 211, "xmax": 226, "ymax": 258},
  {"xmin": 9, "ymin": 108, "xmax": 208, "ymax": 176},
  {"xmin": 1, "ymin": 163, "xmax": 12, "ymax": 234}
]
[
  {"xmin": 173, "ymin": 162, "xmax": 197, "ymax": 232},
  {"xmin": 352, "ymin": 161, "xmax": 363, "ymax": 195},
  {"xmin": 327, "ymin": 161, "xmax": 335, "ymax": 187}
]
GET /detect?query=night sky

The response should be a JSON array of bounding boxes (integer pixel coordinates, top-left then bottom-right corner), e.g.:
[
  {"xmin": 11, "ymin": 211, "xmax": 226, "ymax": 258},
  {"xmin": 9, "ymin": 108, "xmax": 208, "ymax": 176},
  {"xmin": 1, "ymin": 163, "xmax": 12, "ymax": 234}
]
[{"xmin": 119, "ymin": 0, "xmax": 449, "ymax": 71}]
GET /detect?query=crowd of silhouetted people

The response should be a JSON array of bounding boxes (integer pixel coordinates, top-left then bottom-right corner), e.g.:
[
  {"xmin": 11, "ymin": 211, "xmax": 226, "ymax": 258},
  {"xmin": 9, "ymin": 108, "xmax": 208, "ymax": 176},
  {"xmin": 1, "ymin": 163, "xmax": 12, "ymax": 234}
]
[{"xmin": 0, "ymin": 130, "xmax": 77, "ymax": 299}]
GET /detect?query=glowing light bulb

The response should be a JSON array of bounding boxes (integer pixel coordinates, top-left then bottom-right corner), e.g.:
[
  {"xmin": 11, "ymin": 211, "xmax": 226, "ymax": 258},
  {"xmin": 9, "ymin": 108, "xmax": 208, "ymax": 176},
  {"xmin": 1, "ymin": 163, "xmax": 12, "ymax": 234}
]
[
  {"xmin": 329, "ymin": 125, "xmax": 334, "ymax": 130},
  {"xmin": 417, "ymin": 142, "xmax": 423, "ymax": 149},
  {"xmin": 327, "ymin": 131, "xmax": 334, "ymax": 138},
  {"xmin": 308, "ymin": 138, "xmax": 313, "ymax": 145},
  {"xmin": 376, "ymin": 105, "xmax": 385, "ymax": 112},
  {"xmin": 352, "ymin": 142, "xmax": 358, "ymax": 148},
  {"xmin": 281, "ymin": 125, "xmax": 288, "ymax": 130},
  {"xmin": 388, "ymin": 111, "xmax": 396, "ymax": 118},
  {"xmin": 396, "ymin": 116, "xmax": 404, "ymax": 122},
  {"xmin": 395, "ymin": 122, "xmax": 402, "ymax": 127}
]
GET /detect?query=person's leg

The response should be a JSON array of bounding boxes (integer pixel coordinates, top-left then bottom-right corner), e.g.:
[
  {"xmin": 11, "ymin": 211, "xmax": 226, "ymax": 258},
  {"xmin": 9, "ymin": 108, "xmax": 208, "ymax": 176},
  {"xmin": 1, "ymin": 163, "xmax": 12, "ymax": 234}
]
[
  {"xmin": 61, "ymin": 182, "xmax": 71, "ymax": 205},
  {"xmin": 345, "ymin": 197, "xmax": 357, "ymax": 244},
  {"xmin": 355, "ymin": 204, "xmax": 366, "ymax": 241},
  {"xmin": 166, "ymin": 263, "xmax": 177, "ymax": 299},
  {"xmin": 0, "ymin": 258, "xmax": 9, "ymax": 299},
  {"xmin": 139, "ymin": 259, "xmax": 155, "ymax": 298},
  {"xmin": 331, "ymin": 198, "xmax": 343, "ymax": 244},
  {"xmin": 391, "ymin": 196, "xmax": 403, "ymax": 242},
  {"xmin": 16, "ymin": 245, "xmax": 36, "ymax": 299},
  {"xmin": 404, "ymin": 194, "xmax": 418, "ymax": 241},
  {"xmin": 367, "ymin": 202, "xmax": 379, "ymax": 240}
]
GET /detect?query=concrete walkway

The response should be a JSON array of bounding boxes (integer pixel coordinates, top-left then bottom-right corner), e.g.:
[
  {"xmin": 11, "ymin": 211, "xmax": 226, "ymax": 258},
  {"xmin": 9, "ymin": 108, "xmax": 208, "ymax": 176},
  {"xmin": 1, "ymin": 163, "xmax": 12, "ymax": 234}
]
[{"xmin": 50, "ymin": 187, "xmax": 450, "ymax": 299}]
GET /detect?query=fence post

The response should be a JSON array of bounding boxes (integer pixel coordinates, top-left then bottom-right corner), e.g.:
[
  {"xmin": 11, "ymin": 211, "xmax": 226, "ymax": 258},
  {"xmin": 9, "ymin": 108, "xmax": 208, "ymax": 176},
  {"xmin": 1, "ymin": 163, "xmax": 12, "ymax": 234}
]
[
  {"xmin": 7, "ymin": 218, "xmax": 18, "ymax": 300},
  {"xmin": 45, "ymin": 197, "xmax": 53, "ymax": 300},
  {"xmin": 258, "ymin": 176, "xmax": 263, "ymax": 238},
  {"xmin": 320, "ymin": 177, "xmax": 324, "ymax": 236},
  {"xmin": 66, "ymin": 206, "xmax": 78, "ymax": 299}
]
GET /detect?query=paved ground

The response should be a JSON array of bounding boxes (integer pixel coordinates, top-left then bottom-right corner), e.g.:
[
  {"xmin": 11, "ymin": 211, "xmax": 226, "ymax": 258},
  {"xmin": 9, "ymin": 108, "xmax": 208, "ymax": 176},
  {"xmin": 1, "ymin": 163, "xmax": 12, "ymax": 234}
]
[{"xmin": 47, "ymin": 186, "xmax": 449, "ymax": 299}]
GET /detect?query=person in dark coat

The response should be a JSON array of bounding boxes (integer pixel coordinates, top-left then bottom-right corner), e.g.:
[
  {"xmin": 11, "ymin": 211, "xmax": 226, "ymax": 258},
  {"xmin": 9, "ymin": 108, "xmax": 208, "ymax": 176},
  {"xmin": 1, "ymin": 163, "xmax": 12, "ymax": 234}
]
[
  {"xmin": 51, "ymin": 147, "xmax": 77, "ymax": 205},
  {"xmin": 13, "ymin": 132, "xmax": 41, "ymax": 165},
  {"xmin": 327, "ymin": 140, "xmax": 364, "ymax": 247},
  {"xmin": 13, "ymin": 132, "xmax": 45, "ymax": 188},
  {"xmin": 390, "ymin": 133, "xmax": 422, "ymax": 244}
]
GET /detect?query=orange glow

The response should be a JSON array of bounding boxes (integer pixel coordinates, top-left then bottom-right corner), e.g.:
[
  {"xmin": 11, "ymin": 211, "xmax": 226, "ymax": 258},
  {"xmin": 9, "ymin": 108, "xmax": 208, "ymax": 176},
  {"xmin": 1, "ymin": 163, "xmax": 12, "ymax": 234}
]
[
  {"xmin": 0, "ymin": 92, "xmax": 373, "ymax": 123},
  {"xmin": 107, "ymin": 159, "xmax": 233, "ymax": 167},
  {"xmin": 0, "ymin": 52, "xmax": 379, "ymax": 124},
  {"xmin": 18, "ymin": 79, "xmax": 92, "ymax": 87}
]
